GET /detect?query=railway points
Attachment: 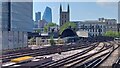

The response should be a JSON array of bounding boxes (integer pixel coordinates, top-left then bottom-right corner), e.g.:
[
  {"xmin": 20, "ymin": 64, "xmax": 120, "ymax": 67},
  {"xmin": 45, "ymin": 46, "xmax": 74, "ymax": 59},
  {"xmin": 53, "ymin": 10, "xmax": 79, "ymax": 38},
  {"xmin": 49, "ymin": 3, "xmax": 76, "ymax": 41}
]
[{"xmin": 1, "ymin": 41, "xmax": 120, "ymax": 68}]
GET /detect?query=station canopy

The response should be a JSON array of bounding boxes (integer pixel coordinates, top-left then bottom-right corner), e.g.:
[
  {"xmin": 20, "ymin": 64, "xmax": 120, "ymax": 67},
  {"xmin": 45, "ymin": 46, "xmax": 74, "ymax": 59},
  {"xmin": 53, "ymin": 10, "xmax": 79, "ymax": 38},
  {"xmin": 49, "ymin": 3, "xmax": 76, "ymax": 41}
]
[{"xmin": 61, "ymin": 28, "xmax": 78, "ymax": 38}]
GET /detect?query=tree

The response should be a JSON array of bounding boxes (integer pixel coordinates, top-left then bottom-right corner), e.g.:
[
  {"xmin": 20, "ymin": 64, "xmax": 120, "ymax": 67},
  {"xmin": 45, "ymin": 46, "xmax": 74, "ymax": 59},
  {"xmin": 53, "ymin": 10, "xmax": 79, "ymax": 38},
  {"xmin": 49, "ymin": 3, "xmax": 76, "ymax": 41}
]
[
  {"xmin": 44, "ymin": 23, "xmax": 57, "ymax": 32},
  {"xmin": 119, "ymin": 32, "xmax": 120, "ymax": 37},
  {"xmin": 59, "ymin": 22, "xmax": 77, "ymax": 34},
  {"xmin": 44, "ymin": 26, "xmax": 48, "ymax": 33},
  {"xmin": 29, "ymin": 37, "xmax": 35, "ymax": 45},
  {"xmin": 36, "ymin": 29, "xmax": 41, "ymax": 33},
  {"xmin": 104, "ymin": 31, "xmax": 120, "ymax": 38},
  {"xmin": 50, "ymin": 35, "xmax": 56, "ymax": 46},
  {"xmin": 47, "ymin": 22, "xmax": 57, "ymax": 27}
]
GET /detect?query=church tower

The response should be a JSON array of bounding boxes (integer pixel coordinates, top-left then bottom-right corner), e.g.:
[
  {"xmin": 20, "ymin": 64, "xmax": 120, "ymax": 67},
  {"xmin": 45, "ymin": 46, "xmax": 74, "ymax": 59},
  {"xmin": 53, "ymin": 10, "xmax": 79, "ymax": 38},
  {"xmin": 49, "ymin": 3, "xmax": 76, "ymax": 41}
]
[{"xmin": 60, "ymin": 4, "xmax": 70, "ymax": 26}]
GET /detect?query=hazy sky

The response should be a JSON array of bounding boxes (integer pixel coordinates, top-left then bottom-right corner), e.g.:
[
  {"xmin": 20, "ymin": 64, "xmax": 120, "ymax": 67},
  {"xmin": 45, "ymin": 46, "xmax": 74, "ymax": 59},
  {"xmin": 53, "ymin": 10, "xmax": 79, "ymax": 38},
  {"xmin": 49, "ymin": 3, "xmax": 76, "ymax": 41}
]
[{"xmin": 33, "ymin": 1, "xmax": 118, "ymax": 24}]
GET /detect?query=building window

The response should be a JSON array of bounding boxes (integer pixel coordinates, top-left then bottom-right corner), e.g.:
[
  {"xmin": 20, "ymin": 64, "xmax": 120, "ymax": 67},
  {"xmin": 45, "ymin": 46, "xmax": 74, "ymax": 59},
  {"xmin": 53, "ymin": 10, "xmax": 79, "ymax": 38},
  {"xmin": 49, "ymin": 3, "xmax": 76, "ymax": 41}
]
[
  {"xmin": 96, "ymin": 29, "xmax": 97, "ymax": 32},
  {"xmin": 65, "ymin": 15, "xmax": 66, "ymax": 18},
  {"xmin": 93, "ymin": 34, "xmax": 94, "ymax": 37},
  {"xmin": 101, "ymin": 29, "xmax": 102, "ymax": 32},
  {"xmin": 62, "ymin": 20, "xmax": 63, "ymax": 23},
  {"xmin": 90, "ymin": 29, "xmax": 92, "ymax": 32},
  {"xmin": 92, "ymin": 26, "xmax": 94, "ymax": 29},
  {"xmin": 65, "ymin": 20, "xmax": 66, "ymax": 23},
  {"xmin": 62, "ymin": 15, "xmax": 63, "ymax": 18},
  {"xmin": 96, "ymin": 34, "xmax": 97, "ymax": 36}
]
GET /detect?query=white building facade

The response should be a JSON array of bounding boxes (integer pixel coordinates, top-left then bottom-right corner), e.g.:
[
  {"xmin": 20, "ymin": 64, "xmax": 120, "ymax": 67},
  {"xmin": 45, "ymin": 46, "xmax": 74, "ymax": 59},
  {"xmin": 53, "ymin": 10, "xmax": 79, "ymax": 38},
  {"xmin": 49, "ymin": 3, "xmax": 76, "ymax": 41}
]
[
  {"xmin": 76, "ymin": 21, "xmax": 106, "ymax": 37},
  {"xmin": 72, "ymin": 18, "xmax": 117, "ymax": 37},
  {"xmin": 99, "ymin": 18, "xmax": 118, "ymax": 32},
  {"xmin": 0, "ymin": 1, "xmax": 33, "ymax": 51}
]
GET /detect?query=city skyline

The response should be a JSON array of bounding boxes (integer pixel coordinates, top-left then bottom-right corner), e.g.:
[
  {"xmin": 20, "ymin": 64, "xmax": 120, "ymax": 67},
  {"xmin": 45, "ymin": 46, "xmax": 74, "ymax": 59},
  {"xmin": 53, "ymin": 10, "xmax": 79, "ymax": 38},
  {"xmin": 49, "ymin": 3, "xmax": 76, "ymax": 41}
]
[{"xmin": 33, "ymin": 2, "xmax": 118, "ymax": 25}]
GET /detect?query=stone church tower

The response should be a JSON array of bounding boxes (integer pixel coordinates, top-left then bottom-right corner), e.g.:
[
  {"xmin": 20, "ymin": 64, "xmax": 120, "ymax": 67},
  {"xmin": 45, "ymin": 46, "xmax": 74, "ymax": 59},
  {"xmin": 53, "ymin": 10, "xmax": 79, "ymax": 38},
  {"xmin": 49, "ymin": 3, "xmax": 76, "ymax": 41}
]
[{"xmin": 60, "ymin": 4, "xmax": 70, "ymax": 26}]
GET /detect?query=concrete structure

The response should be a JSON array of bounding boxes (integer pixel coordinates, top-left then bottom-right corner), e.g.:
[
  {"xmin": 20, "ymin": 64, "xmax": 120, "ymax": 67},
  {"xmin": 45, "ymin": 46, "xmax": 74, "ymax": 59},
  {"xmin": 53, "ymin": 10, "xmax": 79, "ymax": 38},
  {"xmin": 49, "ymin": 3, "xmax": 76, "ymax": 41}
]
[
  {"xmin": 0, "ymin": 2, "xmax": 33, "ymax": 51},
  {"xmin": 60, "ymin": 4, "xmax": 70, "ymax": 26},
  {"xmin": 76, "ymin": 30, "xmax": 88, "ymax": 37},
  {"xmin": 42, "ymin": 6, "xmax": 52, "ymax": 23}
]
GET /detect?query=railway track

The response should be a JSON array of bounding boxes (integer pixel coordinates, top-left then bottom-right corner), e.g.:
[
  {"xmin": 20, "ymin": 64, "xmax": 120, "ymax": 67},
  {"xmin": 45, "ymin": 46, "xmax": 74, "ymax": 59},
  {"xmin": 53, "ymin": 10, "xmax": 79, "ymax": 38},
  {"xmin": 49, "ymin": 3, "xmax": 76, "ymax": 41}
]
[
  {"xmin": 1, "ymin": 42, "xmax": 98, "ymax": 68},
  {"xmin": 2, "ymin": 42, "xmax": 96, "ymax": 63},
  {"xmin": 64, "ymin": 42, "xmax": 119, "ymax": 68},
  {"xmin": 2, "ymin": 43, "xmax": 90, "ymax": 63},
  {"xmin": 2, "ymin": 44, "xmax": 83, "ymax": 57},
  {"xmin": 67, "ymin": 44, "xmax": 113, "ymax": 68},
  {"xmin": 112, "ymin": 56, "xmax": 120, "ymax": 68},
  {"xmin": 38, "ymin": 42, "xmax": 119, "ymax": 68},
  {"xmin": 52, "ymin": 42, "xmax": 108, "ymax": 68},
  {"xmin": 3, "ymin": 42, "xmax": 118, "ymax": 68},
  {"xmin": 38, "ymin": 42, "xmax": 100, "ymax": 68}
]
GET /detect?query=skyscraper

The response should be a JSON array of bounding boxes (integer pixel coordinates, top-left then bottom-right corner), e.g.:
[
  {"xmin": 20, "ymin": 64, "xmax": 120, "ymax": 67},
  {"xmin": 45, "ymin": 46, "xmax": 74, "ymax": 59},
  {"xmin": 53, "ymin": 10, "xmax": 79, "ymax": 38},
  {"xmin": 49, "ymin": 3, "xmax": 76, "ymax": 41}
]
[
  {"xmin": 60, "ymin": 4, "xmax": 70, "ymax": 26},
  {"xmin": 42, "ymin": 6, "xmax": 52, "ymax": 23},
  {"xmin": 0, "ymin": 1, "xmax": 33, "ymax": 51},
  {"xmin": 35, "ymin": 12, "xmax": 41, "ymax": 22}
]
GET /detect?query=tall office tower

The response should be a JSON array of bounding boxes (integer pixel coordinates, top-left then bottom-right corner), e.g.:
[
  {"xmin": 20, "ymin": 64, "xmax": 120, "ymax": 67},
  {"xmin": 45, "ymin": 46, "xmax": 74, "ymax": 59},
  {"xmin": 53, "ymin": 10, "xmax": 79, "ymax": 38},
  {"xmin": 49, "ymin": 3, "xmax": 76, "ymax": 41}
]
[
  {"xmin": 35, "ymin": 12, "xmax": 41, "ymax": 22},
  {"xmin": 60, "ymin": 4, "xmax": 70, "ymax": 26},
  {"xmin": 42, "ymin": 6, "xmax": 52, "ymax": 23},
  {"xmin": 0, "ymin": 1, "xmax": 33, "ymax": 51}
]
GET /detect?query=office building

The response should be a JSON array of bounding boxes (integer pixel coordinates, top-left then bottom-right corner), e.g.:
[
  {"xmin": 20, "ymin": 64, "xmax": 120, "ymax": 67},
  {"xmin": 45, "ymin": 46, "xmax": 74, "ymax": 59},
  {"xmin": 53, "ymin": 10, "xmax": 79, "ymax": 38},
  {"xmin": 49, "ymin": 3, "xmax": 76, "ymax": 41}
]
[
  {"xmin": 38, "ymin": 19, "xmax": 48, "ymax": 32},
  {"xmin": 42, "ymin": 6, "xmax": 52, "ymax": 23},
  {"xmin": 35, "ymin": 12, "xmax": 41, "ymax": 22},
  {"xmin": 0, "ymin": 1, "xmax": 33, "ymax": 51}
]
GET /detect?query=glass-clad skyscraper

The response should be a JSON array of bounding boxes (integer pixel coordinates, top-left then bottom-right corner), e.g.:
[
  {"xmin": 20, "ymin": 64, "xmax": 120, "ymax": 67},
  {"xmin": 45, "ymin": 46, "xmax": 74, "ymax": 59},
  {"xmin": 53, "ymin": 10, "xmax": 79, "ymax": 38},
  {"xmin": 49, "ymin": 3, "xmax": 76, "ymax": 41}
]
[
  {"xmin": 35, "ymin": 12, "xmax": 41, "ymax": 22},
  {"xmin": 0, "ymin": 1, "xmax": 33, "ymax": 51},
  {"xmin": 42, "ymin": 6, "xmax": 52, "ymax": 23}
]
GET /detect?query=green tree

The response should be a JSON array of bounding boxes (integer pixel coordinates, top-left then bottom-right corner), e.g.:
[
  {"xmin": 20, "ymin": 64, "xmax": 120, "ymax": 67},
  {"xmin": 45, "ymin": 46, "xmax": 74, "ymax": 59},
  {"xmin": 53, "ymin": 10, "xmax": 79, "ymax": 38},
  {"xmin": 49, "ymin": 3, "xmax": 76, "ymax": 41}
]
[
  {"xmin": 119, "ymin": 32, "xmax": 120, "ymax": 37},
  {"xmin": 59, "ymin": 22, "xmax": 77, "ymax": 34},
  {"xmin": 104, "ymin": 31, "xmax": 120, "ymax": 38},
  {"xmin": 36, "ymin": 29, "xmax": 41, "ymax": 33},
  {"xmin": 44, "ymin": 23, "xmax": 57, "ymax": 32},
  {"xmin": 47, "ymin": 22, "xmax": 57, "ymax": 27},
  {"xmin": 44, "ymin": 26, "xmax": 48, "ymax": 33},
  {"xmin": 29, "ymin": 37, "xmax": 35, "ymax": 45},
  {"xmin": 50, "ymin": 35, "xmax": 56, "ymax": 46}
]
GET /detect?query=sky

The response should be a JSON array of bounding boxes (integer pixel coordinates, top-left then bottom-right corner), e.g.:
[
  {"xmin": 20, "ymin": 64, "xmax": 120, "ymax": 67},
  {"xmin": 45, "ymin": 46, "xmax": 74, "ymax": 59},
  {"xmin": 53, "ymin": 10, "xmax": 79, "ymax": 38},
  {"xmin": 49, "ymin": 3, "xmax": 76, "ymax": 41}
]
[{"xmin": 33, "ymin": 1, "xmax": 118, "ymax": 25}]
